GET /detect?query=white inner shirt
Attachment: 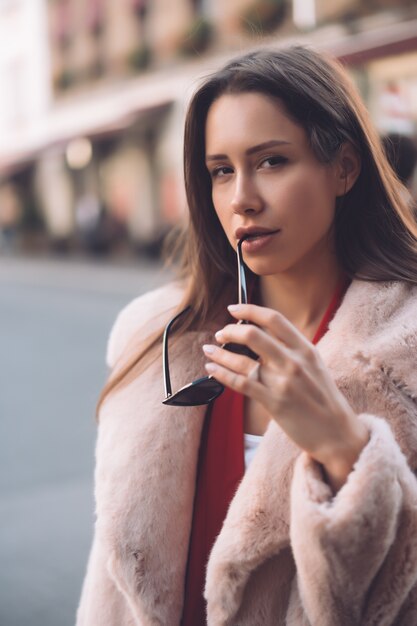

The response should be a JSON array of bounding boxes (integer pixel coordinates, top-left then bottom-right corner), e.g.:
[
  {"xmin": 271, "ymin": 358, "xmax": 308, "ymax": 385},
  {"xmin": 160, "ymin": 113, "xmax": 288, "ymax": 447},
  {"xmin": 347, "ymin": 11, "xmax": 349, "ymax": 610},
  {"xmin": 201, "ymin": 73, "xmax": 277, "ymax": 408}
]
[{"xmin": 244, "ymin": 432, "xmax": 263, "ymax": 470}]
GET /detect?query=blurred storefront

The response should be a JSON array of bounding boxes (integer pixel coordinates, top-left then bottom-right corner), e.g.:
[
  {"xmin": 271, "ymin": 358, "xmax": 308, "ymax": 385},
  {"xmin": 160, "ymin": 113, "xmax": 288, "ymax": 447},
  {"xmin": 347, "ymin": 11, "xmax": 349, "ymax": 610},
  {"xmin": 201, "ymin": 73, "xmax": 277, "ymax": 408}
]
[{"xmin": 0, "ymin": 0, "xmax": 416, "ymax": 256}]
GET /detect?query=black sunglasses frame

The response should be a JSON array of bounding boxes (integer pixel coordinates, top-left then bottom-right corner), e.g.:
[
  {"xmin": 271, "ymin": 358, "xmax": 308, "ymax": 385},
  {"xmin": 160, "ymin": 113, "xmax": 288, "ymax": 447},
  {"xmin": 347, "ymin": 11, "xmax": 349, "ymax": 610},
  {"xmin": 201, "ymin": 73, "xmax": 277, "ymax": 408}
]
[{"xmin": 162, "ymin": 238, "xmax": 256, "ymax": 406}]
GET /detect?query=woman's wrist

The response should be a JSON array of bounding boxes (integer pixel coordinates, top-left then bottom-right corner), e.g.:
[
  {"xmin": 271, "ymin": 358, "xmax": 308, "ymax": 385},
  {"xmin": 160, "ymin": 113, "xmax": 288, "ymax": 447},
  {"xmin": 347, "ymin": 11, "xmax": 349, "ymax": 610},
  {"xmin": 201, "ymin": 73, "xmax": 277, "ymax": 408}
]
[{"xmin": 316, "ymin": 420, "xmax": 370, "ymax": 493}]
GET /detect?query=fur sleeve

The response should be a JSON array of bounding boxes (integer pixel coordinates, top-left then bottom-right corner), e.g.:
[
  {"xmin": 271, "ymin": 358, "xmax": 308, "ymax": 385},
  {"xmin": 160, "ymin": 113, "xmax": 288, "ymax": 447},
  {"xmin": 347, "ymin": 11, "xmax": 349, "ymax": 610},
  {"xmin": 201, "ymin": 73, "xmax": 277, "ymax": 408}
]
[
  {"xmin": 106, "ymin": 282, "xmax": 184, "ymax": 369},
  {"xmin": 289, "ymin": 413, "xmax": 417, "ymax": 626}
]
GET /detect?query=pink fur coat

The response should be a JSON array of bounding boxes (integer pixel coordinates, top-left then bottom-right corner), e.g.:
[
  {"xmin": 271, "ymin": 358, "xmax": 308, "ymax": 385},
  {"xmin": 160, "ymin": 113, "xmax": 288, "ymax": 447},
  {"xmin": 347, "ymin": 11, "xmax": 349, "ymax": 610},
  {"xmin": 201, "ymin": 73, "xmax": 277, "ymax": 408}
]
[{"xmin": 77, "ymin": 279, "xmax": 417, "ymax": 626}]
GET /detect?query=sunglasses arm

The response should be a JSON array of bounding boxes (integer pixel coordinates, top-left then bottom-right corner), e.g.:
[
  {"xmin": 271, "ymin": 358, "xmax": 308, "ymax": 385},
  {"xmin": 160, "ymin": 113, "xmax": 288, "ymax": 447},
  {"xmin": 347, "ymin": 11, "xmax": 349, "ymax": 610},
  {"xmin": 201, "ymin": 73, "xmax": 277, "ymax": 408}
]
[
  {"xmin": 162, "ymin": 306, "xmax": 191, "ymax": 400},
  {"xmin": 162, "ymin": 324, "xmax": 172, "ymax": 399},
  {"xmin": 237, "ymin": 238, "xmax": 248, "ymax": 306}
]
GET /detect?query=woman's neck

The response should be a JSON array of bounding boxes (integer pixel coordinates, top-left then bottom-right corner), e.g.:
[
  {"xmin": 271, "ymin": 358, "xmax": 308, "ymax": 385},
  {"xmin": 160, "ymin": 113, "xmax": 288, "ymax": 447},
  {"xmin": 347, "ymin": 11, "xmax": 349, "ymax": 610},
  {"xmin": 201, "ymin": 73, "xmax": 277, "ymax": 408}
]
[{"xmin": 259, "ymin": 253, "xmax": 344, "ymax": 340}]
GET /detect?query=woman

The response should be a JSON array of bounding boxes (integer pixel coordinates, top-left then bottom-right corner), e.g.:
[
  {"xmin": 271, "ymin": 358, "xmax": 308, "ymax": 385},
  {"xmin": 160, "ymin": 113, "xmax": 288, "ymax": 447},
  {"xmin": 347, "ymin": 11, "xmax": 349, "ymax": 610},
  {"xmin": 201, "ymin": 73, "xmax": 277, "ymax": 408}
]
[{"xmin": 77, "ymin": 46, "xmax": 417, "ymax": 625}]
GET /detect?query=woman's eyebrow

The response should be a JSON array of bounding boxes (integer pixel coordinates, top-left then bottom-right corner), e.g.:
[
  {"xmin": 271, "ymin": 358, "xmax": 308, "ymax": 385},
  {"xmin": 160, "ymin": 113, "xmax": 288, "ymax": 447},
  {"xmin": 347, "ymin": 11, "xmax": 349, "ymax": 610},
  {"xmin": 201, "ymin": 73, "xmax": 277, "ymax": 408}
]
[{"xmin": 206, "ymin": 139, "xmax": 291, "ymax": 162}]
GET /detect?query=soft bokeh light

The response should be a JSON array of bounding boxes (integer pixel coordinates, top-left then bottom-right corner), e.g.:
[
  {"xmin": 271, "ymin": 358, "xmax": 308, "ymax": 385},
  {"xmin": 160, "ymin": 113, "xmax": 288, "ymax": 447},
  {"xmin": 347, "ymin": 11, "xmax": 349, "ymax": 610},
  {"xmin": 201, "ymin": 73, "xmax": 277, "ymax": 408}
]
[{"xmin": 66, "ymin": 137, "xmax": 93, "ymax": 170}]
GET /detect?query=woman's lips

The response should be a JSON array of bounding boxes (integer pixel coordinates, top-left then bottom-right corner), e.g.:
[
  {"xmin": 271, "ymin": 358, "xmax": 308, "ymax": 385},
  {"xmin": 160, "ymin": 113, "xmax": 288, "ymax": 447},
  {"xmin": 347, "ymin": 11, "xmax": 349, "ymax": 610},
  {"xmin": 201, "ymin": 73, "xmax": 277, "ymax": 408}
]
[{"xmin": 241, "ymin": 230, "xmax": 280, "ymax": 252}]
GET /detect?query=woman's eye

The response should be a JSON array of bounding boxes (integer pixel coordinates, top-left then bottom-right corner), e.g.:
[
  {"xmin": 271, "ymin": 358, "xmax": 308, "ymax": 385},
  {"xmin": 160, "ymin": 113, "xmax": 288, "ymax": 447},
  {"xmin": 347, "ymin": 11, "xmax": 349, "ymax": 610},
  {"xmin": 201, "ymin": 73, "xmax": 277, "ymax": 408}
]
[
  {"xmin": 260, "ymin": 156, "xmax": 288, "ymax": 168},
  {"xmin": 211, "ymin": 166, "xmax": 233, "ymax": 178}
]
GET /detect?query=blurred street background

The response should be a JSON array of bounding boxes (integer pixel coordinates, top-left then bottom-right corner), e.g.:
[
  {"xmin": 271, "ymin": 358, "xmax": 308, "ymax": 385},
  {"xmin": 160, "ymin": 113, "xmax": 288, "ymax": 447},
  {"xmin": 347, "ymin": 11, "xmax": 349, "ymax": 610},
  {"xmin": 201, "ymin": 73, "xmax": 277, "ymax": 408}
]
[
  {"xmin": 0, "ymin": 256, "xmax": 170, "ymax": 626},
  {"xmin": 0, "ymin": 0, "xmax": 416, "ymax": 625}
]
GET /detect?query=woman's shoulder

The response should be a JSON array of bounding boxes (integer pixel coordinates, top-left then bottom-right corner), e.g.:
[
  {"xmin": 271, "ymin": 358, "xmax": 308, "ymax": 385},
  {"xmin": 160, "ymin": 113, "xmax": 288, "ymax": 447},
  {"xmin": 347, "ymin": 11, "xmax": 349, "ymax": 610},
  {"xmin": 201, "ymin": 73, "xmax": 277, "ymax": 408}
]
[
  {"xmin": 344, "ymin": 279, "xmax": 417, "ymax": 335},
  {"xmin": 327, "ymin": 279, "xmax": 417, "ymax": 356},
  {"xmin": 106, "ymin": 281, "xmax": 184, "ymax": 368},
  {"xmin": 327, "ymin": 279, "xmax": 417, "ymax": 391}
]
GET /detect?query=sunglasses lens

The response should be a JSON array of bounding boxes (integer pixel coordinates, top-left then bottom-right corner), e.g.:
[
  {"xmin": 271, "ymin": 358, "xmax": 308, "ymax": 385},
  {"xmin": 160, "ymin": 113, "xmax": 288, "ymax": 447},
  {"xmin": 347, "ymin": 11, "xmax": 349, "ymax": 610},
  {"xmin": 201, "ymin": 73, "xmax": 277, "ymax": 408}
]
[
  {"xmin": 223, "ymin": 341, "xmax": 258, "ymax": 360},
  {"xmin": 163, "ymin": 376, "xmax": 224, "ymax": 406}
]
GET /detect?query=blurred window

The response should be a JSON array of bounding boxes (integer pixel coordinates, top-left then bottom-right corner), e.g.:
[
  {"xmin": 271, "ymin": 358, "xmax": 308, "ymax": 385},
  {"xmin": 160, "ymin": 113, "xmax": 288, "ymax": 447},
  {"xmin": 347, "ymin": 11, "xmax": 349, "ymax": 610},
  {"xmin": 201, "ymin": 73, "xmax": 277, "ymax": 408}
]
[
  {"xmin": 191, "ymin": 0, "xmax": 209, "ymax": 16},
  {"xmin": 87, "ymin": 0, "xmax": 105, "ymax": 35},
  {"xmin": 0, "ymin": 0, "xmax": 14, "ymax": 12},
  {"xmin": 130, "ymin": 0, "xmax": 148, "ymax": 20},
  {"xmin": 0, "ymin": 58, "xmax": 24, "ymax": 130}
]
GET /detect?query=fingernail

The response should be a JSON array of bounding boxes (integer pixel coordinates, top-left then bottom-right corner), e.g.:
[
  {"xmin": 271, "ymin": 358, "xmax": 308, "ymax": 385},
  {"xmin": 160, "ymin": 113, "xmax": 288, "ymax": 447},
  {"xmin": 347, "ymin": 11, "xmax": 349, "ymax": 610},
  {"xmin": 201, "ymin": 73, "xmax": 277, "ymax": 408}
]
[
  {"xmin": 215, "ymin": 330, "xmax": 224, "ymax": 341},
  {"xmin": 205, "ymin": 363, "xmax": 217, "ymax": 373},
  {"xmin": 203, "ymin": 344, "xmax": 215, "ymax": 354},
  {"xmin": 228, "ymin": 304, "xmax": 242, "ymax": 312}
]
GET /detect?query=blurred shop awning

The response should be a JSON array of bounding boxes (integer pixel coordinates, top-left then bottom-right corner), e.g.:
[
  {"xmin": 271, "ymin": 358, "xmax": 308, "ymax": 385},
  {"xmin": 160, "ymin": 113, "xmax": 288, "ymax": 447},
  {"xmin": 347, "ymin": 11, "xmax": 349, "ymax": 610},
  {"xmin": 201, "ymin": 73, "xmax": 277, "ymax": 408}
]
[
  {"xmin": 0, "ymin": 73, "xmax": 177, "ymax": 176},
  {"xmin": 1, "ymin": 16, "xmax": 417, "ymax": 177},
  {"xmin": 325, "ymin": 17, "xmax": 417, "ymax": 65}
]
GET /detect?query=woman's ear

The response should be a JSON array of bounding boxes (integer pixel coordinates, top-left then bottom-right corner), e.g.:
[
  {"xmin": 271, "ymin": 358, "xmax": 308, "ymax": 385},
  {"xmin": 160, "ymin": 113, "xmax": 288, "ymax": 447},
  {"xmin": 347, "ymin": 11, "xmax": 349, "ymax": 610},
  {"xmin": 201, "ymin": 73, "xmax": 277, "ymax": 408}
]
[{"xmin": 334, "ymin": 142, "xmax": 361, "ymax": 196}]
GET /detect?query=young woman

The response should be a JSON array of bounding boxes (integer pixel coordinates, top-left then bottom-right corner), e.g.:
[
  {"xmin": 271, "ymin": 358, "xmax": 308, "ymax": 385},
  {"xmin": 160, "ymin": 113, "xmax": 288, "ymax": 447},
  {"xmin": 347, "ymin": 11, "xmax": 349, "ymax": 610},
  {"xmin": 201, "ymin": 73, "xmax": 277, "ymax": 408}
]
[{"xmin": 77, "ymin": 46, "xmax": 417, "ymax": 626}]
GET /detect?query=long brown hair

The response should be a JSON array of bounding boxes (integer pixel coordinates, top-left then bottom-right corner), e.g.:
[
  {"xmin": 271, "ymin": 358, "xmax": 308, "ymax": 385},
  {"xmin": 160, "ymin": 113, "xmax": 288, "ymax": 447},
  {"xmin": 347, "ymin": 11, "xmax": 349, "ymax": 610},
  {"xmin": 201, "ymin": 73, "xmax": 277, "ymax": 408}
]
[{"xmin": 97, "ymin": 45, "xmax": 417, "ymax": 412}]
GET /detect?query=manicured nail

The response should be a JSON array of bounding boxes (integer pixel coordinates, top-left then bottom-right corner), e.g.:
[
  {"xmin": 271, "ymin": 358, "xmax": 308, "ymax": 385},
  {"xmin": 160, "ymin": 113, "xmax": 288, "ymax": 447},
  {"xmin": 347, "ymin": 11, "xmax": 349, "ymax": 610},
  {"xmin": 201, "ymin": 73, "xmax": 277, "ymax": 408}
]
[
  {"xmin": 205, "ymin": 363, "xmax": 217, "ymax": 373},
  {"xmin": 215, "ymin": 330, "xmax": 224, "ymax": 341},
  {"xmin": 203, "ymin": 344, "xmax": 215, "ymax": 354},
  {"xmin": 228, "ymin": 304, "xmax": 242, "ymax": 312}
]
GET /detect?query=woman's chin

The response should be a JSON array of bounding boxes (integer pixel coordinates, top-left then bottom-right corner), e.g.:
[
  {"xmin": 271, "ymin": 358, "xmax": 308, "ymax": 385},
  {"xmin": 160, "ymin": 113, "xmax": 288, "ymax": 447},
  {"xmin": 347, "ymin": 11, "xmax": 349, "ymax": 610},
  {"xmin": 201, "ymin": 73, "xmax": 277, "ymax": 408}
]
[{"xmin": 246, "ymin": 261, "xmax": 288, "ymax": 277}]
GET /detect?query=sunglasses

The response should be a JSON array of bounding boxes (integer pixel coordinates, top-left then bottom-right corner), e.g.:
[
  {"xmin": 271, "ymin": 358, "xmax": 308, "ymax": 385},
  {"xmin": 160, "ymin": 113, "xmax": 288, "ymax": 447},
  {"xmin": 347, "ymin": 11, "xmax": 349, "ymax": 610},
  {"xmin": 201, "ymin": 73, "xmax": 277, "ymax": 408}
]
[{"xmin": 162, "ymin": 238, "xmax": 257, "ymax": 406}]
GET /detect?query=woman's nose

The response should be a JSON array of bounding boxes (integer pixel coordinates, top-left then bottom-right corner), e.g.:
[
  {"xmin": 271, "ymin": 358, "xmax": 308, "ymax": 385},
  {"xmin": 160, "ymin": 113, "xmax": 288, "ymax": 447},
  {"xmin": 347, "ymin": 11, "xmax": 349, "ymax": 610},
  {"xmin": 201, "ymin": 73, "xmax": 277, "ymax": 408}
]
[{"xmin": 230, "ymin": 174, "xmax": 264, "ymax": 215}]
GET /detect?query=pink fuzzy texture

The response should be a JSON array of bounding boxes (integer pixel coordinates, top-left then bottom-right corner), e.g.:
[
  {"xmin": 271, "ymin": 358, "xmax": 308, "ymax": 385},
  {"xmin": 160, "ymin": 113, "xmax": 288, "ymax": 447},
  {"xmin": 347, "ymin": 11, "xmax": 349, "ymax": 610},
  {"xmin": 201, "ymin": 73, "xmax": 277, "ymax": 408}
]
[{"xmin": 77, "ymin": 280, "xmax": 417, "ymax": 625}]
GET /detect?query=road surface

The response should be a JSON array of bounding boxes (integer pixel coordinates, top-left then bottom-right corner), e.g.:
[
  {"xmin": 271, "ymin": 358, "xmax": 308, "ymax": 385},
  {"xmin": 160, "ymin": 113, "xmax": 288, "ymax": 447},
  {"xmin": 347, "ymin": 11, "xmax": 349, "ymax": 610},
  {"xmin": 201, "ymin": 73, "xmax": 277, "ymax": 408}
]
[{"xmin": 0, "ymin": 254, "xmax": 172, "ymax": 626}]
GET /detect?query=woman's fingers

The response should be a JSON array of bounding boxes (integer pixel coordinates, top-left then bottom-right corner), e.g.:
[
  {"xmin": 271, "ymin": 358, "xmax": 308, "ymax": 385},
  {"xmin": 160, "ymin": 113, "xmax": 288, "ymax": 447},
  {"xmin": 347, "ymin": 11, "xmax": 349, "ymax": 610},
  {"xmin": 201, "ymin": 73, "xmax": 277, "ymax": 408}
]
[
  {"xmin": 204, "ymin": 357, "xmax": 265, "ymax": 401},
  {"xmin": 227, "ymin": 303, "xmax": 311, "ymax": 352},
  {"xmin": 203, "ymin": 343, "xmax": 258, "ymax": 376},
  {"xmin": 215, "ymin": 321, "xmax": 293, "ymax": 368}
]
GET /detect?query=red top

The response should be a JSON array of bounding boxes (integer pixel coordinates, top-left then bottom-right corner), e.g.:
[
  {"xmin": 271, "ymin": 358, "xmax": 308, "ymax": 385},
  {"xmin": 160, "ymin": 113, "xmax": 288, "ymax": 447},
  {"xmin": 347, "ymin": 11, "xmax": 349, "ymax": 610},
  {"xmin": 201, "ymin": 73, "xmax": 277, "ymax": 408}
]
[{"xmin": 181, "ymin": 278, "xmax": 349, "ymax": 625}]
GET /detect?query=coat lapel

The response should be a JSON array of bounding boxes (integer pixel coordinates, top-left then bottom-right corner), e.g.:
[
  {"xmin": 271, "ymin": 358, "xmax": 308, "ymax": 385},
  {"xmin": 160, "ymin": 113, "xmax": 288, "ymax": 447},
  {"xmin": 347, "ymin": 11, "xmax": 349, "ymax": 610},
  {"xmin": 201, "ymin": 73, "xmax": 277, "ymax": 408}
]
[
  {"xmin": 205, "ymin": 422, "xmax": 299, "ymax": 623},
  {"xmin": 97, "ymin": 331, "xmax": 212, "ymax": 624}
]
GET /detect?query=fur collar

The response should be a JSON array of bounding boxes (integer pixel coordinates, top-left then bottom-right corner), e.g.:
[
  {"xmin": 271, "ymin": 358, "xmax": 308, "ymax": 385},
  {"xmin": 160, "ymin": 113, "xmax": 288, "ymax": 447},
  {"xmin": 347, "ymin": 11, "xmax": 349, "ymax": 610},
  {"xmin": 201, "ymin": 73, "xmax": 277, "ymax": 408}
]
[{"xmin": 98, "ymin": 279, "xmax": 417, "ymax": 624}]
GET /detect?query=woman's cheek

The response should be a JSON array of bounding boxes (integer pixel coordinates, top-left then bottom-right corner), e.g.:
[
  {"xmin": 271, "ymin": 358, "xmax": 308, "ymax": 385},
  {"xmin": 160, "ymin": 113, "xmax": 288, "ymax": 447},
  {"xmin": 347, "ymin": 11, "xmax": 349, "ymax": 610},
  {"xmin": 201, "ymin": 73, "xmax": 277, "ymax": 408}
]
[
  {"xmin": 212, "ymin": 197, "xmax": 234, "ymax": 244},
  {"xmin": 212, "ymin": 189, "xmax": 225, "ymax": 218},
  {"xmin": 286, "ymin": 172, "xmax": 331, "ymax": 219},
  {"xmin": 272, "ymin": 181, "xmax": 311, "ymax": 222}
]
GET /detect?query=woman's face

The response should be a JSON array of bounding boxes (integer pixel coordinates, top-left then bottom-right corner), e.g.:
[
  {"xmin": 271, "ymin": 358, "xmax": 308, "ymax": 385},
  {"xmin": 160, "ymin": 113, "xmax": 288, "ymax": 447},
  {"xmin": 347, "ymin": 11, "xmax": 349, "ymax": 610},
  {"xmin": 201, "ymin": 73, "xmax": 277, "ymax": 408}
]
[{"xmin": 204, "ymin": 92, "xmax": 343, "ymax": 277}]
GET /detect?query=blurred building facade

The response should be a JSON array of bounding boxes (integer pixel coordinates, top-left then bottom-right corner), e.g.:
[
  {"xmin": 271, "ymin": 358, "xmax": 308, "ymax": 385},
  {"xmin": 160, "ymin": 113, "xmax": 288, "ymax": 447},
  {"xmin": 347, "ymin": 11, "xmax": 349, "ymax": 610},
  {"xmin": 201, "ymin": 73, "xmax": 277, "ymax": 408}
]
[{"xmin": 0, "ymin": 0, "xmax": 416, "ymax": 255}]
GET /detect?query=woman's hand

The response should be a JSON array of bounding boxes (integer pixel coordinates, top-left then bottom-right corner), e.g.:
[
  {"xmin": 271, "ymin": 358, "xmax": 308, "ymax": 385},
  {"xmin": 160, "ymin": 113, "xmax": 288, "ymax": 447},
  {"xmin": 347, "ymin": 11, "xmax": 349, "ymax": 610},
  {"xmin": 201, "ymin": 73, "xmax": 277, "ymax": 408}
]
[{"xmin": 203, "ymin": 303, "xmax": 369, "ymax": 491}]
